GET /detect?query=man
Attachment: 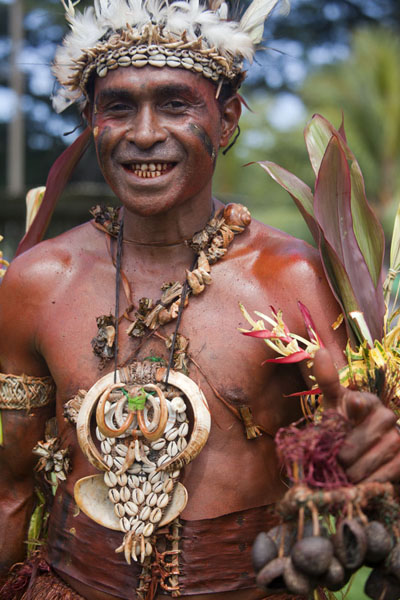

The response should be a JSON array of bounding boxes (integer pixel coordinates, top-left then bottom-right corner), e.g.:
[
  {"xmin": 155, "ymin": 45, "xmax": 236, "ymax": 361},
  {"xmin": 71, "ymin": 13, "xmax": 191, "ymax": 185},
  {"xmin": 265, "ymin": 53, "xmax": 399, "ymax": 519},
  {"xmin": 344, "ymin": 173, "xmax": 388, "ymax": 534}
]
[{"xmin": 1, "ymin": 1, "xmax": 399, "ymax": 599}]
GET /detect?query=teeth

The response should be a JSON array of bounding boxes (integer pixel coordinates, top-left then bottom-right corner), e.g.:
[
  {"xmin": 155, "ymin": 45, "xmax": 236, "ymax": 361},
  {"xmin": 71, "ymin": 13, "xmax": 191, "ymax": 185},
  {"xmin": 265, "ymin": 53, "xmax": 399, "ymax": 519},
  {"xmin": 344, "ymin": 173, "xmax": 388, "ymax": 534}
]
[{"xmin": 131, "ymin": 162, "xmax": 172, "ymax": 177}]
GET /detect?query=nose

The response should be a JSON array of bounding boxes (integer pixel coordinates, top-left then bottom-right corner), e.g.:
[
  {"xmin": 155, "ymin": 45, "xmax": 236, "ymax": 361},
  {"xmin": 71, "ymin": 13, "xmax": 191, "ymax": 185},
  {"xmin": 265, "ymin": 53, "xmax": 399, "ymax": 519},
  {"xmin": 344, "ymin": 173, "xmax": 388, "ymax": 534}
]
[{"xmin": 125, "ymin": 105, "xmax": 167, "ymax": 149}]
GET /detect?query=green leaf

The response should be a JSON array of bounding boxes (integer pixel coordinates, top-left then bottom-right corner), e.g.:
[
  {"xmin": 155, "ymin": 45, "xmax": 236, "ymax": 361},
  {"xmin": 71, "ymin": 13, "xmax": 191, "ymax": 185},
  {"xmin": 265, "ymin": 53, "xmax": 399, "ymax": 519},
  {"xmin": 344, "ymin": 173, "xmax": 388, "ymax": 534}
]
[
  {"xmin": 305, "ymin": 115, "xmax": 384, "ymax": 289},
  {"xmin": 258, "ymin": 161, "xmax": 319, "ymax": 242},
  {"xmin": 314, "ymin": 135, "xmax": 384, "ymax": 342},
  {"xmin": 304, "ymin": 114, "xmax": 335, "ymax": 177}
]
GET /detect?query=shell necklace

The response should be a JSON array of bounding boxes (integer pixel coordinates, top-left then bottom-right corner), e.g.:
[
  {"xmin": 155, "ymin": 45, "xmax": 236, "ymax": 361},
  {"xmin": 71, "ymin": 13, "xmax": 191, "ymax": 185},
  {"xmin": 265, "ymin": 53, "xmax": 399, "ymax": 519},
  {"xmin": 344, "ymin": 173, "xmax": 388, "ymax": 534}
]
[{"xmin": 70, "ymin": 203, "xmax": 251, "ymax": 596}]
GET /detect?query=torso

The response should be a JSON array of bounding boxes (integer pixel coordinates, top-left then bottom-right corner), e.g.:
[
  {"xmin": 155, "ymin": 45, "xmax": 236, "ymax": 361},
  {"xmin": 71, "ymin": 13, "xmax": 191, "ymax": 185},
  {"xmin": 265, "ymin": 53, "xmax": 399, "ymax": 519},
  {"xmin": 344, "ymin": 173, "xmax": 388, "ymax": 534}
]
[{"xmin": 1, "ymin": 215, "xmax": 345, "ymax": 599}]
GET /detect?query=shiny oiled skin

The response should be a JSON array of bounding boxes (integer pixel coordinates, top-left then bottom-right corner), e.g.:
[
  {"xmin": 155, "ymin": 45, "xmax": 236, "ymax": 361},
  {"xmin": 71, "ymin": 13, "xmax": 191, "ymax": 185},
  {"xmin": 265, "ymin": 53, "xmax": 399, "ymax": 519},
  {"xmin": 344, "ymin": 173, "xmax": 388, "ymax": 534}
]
[
  {"xmin": 0, "ymin": 217, "xmax": 344, "ymax": 600},
  {"xmin": 1, "ymin": 65, "xmax": 399, "ymax": 600}
]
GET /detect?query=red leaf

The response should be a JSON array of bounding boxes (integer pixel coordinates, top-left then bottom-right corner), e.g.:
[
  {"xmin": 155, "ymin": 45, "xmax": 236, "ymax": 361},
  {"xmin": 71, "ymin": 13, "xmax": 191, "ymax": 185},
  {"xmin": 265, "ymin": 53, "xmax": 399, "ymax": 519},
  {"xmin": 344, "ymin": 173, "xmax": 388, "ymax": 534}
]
[
  {"xmin": 261, "ymin": 351, "xmax": 311, "ymax": 365},
  {"xmin": 314, "ymin": 135, "xmax": 384, "ymax": 341},
  {"xmin": 297, "ymin": 301, "xmax": 324, "ymax": 346},
  {"xmin": 16, "ymin": 128, "xmax": 91, "ymax": 257},
  {"xmin": 284, "ymin": 387, "xmax": 322, "ymax": 397},
  {"xmin": 242, "ymin": 330, "xmax": 292, "ymax": 343}
]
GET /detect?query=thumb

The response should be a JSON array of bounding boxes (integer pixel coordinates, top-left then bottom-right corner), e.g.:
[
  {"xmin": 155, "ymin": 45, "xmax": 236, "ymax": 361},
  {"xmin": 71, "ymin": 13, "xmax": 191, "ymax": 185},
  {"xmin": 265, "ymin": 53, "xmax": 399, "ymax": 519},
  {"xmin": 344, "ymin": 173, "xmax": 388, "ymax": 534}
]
[{"xmin": 313, "ymin": 348, "xmax": 343, "ymax": 411}]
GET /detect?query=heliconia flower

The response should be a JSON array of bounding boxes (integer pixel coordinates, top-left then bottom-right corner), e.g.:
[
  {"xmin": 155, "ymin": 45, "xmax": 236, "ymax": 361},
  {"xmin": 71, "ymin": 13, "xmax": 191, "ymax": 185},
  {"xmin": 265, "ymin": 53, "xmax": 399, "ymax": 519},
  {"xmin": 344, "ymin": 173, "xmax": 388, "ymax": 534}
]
[
  {"xmin": 242, "ymin": 330, "xmax": 292, "ymax": 344},
  {"xmin": 261, "ymin": 350, "xmax": 312, "ymax": 365},
  {"xmin": 297, "ymin": 301, "xmax": 324, "ymax": 347},
  {"xmin": 284, "ymin": 387, "xmax": 322, "ymax": 398}
]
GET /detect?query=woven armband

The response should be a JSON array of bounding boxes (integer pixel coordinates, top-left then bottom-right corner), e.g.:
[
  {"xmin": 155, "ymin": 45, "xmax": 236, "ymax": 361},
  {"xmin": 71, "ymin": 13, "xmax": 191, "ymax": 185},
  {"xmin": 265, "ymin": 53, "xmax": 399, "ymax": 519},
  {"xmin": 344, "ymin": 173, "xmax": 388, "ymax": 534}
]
[{"xmin": 0, "ymin": 373, "xmax": 55, "ymax": 410}]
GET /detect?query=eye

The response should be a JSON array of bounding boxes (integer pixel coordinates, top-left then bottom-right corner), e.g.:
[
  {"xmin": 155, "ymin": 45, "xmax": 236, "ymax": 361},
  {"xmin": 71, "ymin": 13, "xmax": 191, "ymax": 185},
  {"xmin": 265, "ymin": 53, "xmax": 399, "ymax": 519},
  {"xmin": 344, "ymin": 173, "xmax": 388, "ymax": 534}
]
[
  {"xmin": 162, "ymin": 99, "xmax": 188, "ymax": 112},
  {"xmin": 108, "ymin": 103, "xmax": 132, "ymax": 112}
]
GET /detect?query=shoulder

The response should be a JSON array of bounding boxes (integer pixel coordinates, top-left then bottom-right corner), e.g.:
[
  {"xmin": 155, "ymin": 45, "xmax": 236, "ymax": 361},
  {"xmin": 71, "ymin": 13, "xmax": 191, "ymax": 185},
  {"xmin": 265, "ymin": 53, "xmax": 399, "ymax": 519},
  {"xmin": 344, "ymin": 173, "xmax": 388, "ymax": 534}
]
[
  {"xmin": 1, "ymin": 221, "xmax": 105, "ymax": 299},
  {"xmin": 231, "ymin": 218, "xmax": 325, "ymax": 288}
]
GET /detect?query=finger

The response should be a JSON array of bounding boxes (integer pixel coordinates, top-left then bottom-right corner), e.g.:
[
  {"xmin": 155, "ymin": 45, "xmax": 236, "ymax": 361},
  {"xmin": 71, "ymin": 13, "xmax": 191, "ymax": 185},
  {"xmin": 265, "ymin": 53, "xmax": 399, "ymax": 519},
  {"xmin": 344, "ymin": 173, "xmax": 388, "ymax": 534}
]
[
  {"xmin": 343, "ymin": 427, "xmax": 400, "ymax": 483},
  {"xmin": 338, "ymin": 404, "xmax": 396, "ymax": 465},
  {"xmin": 313, "ymin": 348, "xmax": 342, "ymax": 411},
  {"xmin": 363, "ymin": 452, "xmax": 400, "ymax": 484},
  {"xmin": 343, "ymin": 390, "xmax": 383, "ymax": 425}
]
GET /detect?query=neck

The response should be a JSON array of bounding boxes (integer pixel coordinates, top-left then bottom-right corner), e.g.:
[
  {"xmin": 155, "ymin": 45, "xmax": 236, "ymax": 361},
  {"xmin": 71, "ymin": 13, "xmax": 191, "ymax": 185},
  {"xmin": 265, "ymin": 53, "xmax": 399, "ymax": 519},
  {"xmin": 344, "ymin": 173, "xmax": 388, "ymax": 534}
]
[{"xmin": 122, "ymin": 194, "xmax": 219, "ymax": 248}]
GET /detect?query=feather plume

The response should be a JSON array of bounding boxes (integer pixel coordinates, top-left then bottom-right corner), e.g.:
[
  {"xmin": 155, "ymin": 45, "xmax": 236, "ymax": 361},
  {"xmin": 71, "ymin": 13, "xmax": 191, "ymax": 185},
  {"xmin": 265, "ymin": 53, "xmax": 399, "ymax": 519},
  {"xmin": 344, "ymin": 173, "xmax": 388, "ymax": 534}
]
[{"xmin": 239, "ymin": 0, "xmax": 279, "ymax": 44}]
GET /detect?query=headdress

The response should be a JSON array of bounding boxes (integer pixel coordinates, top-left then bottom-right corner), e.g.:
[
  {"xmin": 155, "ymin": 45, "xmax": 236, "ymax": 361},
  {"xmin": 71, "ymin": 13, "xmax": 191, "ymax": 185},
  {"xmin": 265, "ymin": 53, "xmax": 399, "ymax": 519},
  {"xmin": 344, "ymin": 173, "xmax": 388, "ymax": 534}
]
[{"xmin": 52, "ymin": 0, "xmax": 289, "ymax": 112}]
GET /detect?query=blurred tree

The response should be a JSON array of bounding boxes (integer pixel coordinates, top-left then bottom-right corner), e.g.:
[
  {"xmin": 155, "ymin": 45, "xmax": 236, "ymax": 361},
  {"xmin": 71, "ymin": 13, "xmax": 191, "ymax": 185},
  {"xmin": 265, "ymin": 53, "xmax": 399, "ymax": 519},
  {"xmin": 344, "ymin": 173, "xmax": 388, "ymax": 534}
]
[{"xmin": 300, "ymin": 26, "xmax": 400, "ymax": 225}]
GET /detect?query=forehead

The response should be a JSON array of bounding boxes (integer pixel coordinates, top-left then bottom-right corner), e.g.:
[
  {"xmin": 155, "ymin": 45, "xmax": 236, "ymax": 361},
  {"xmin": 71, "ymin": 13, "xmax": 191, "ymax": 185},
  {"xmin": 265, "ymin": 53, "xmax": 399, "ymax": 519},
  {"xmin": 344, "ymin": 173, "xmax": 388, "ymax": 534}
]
[{"xmin": 93, "ymin": 65, "xmax": 218, "ymax": 101}]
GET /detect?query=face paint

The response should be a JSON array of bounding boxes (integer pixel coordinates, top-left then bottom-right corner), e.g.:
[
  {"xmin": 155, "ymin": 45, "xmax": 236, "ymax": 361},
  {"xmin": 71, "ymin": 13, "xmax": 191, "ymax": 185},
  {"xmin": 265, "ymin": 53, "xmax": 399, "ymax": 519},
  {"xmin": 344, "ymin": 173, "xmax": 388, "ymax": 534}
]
[
  {"xmin": 95, "ymin": 126, "xmax": 112, "ymax": 170},
  {"xmin": 189, "ymin": 123, "xmax": 216, "ymax": 163}
]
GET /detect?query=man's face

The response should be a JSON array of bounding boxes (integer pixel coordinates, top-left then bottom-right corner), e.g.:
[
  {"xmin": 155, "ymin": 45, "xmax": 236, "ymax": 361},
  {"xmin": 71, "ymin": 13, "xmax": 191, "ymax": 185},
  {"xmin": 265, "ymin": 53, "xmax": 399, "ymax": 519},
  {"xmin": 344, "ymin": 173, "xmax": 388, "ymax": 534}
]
[{"xmin": 89, "ymin": 66, "xmax": 238, "ymax": 217}]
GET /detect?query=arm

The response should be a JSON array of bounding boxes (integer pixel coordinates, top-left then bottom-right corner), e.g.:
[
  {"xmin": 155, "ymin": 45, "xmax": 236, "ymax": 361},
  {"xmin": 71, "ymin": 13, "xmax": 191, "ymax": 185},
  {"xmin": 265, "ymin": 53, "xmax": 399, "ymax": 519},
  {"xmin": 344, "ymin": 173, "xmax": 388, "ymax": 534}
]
[{"xmin": 0, "ymin": 257, "xmax": 55, "ymax": 580}]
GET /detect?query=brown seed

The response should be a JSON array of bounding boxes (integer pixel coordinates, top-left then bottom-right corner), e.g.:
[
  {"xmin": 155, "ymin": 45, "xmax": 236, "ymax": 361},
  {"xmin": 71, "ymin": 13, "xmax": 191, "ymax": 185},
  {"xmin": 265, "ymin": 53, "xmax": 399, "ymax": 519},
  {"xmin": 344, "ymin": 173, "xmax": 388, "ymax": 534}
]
[
  {"xmin": 319, "ymin": 556, "xmax": 346, "ymax": 592},
  {"xmin": 291, "ymin": 536, "xmax": 333, "ymax": 576},
  {"xmin": 283, "ymin": 557, "xmax": 313, "ymax": 596},
  {"xmin": 333, "ymin": 519, "xmax": 367, "ymax": 571},
  {"xmin": 252, "ymin": 532, "xmax": 278, "ymax": 573},
  {"xmin": 256, "ymin": 557, "xmax": 287, "ymax": 592},
  {"xmin": 388, "ymin": 542, "xmax": 400, "ymax": 581},
  {"xmin": 267, "ymin": 525, "xmax": 297, "ymax": 557},
  {"xmin": 365, "ymin": 567, "xmax": 400, "ymax": 600},
  {"xmin": 365, "ymin": 521, "xmax": 393, "ymax": 566}
]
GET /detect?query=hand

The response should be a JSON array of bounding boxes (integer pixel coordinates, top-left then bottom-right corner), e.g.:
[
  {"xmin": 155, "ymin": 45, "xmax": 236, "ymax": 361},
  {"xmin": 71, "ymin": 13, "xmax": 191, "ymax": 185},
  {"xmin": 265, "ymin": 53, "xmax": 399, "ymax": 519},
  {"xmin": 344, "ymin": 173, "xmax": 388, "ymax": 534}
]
[{"xmin": 313, "ymin": 348, "xmax": 400, "ymax": 484}]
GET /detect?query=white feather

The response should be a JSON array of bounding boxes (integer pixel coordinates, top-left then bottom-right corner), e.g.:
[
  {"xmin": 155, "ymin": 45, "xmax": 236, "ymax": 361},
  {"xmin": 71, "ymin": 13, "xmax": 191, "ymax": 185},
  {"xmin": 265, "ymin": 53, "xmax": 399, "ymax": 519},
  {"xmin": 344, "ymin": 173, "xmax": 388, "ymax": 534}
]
[{"xmin": 239, "ymin": 0, "xmax": 279, "ymax": 44}]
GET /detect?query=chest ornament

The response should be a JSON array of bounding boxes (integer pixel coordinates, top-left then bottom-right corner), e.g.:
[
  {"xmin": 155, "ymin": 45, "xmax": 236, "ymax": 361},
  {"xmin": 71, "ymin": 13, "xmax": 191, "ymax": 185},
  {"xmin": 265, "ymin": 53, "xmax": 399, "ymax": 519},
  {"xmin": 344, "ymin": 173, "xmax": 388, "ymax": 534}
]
[{"xmin": 73, "ymin": 360, "xmax": 210, "ymax": 568}]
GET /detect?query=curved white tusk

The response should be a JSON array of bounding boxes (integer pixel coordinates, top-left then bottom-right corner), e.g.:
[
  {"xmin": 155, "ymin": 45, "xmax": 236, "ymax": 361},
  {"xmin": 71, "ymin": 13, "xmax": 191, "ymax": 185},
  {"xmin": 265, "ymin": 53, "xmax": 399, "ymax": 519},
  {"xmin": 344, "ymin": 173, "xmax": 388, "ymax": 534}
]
[
  {"xmin": 96, "ymin": 383, "xmax": 136, "ymax": 438},
  {"xmin": 137, "ymin": 383, "xmax": 168, "ymax": 441},
  {"xmin": 76, "ymin": 372, "xmax": 120, "ymax": 471},
  {"xmin": 155, "ymin": 368, "xmax": 211, "ymax": 472}
]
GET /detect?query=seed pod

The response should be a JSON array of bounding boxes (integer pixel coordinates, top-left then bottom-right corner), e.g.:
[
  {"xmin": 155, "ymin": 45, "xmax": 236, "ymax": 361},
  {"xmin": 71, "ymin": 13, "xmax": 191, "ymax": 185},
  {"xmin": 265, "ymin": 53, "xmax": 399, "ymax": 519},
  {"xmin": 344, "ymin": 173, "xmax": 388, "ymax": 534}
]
[
  {"xmin": 387, "ymin": 543, "xmax": 400, "ymax": 581},
  {"xmin": 319, "ymin": 557, "xmax": 346, "ymax": 592},
  {"xmin": 267, "ymin": 525, "xmax": 297, "ymax": 557},
  {"xmin": 365, "ymin": 568, "xmax": 400, "ymax": 600},
  {"xmin": 292, "ymin": 536, "xmax": 333, "ymax": 576},
  {"xmin": 252, "ymin": 533, "xmax": 278, "ymax": 573},
  {"xmin": 365, "ymin": 521, "xmax": 393, "ymax": 566},
  {"xmin": 333, "ymin": 519, "xmax": 367, "ymax": 570},
  {"xmin": 283, "ymin": 557, "xmax": 313, "ymax": 596},
  {"xmin": 256, "ymin": 557, "xmax": 287, "ymax": 592}
]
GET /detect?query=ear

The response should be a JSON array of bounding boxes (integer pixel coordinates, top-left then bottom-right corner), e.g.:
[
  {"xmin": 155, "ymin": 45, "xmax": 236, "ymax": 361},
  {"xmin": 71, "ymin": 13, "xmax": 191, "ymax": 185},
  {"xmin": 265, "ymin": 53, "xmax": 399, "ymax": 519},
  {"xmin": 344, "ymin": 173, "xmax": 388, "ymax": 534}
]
[{"xmin": 219, "ymin": 95, "xmax": 241, "ymax": 148}]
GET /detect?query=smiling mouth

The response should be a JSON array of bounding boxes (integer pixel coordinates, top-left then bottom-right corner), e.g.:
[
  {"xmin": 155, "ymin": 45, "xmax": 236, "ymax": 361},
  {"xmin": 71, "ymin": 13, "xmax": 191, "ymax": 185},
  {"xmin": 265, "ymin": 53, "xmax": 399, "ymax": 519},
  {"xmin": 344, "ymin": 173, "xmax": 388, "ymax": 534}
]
[{"xmin": 124, "ymin": 162, "xmax": 176, "ymax": 178}]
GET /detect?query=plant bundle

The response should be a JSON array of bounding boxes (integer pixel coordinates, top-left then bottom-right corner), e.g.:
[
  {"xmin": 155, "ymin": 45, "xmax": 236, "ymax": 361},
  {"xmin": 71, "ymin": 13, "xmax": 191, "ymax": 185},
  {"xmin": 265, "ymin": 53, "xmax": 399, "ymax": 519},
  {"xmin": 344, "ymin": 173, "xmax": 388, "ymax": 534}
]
[{"xmin": 242, "ymin": 115, "xmax": 400, "ymax": 599}]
